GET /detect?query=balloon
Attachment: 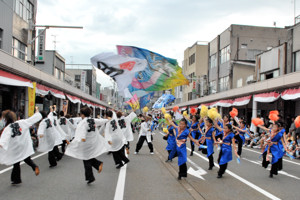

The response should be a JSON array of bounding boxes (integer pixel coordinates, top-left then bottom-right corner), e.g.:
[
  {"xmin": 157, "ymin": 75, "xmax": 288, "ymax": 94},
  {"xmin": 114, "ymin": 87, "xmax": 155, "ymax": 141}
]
[
  {"xmin": 172, "ymin": 106, "xmax": 179, "ymax": 112},
  {"xmin": 163, "ymin": 128, "xmax": 168, "ymax": 134},
  {"xmin": 161, "ymin": 107, "xmax": 166, "ymax": 114},
  {"xmin": 142, "ymin": 107, "xmax": 148, "ymax": 113},
  {"xmin": 295, "ymin": 116, "xmax": 300, "ymax": 128},
  {"xmin": 269, "ymin": 110, "xmax": 279, "ymax": 116},
  {"xmin": 200, "ymin": 105, "xmax": 208, "ymax": 118},
  {"xmin": 252, "ymin": 118, "xmax": 264, "ymax": 126},
  {"xmin": 229, "ymin": 107, "xmax": 238, "ymax": 118},
  {"xmin": 190, "ymin": 108, "xmax": 197, "ymax": 115}
]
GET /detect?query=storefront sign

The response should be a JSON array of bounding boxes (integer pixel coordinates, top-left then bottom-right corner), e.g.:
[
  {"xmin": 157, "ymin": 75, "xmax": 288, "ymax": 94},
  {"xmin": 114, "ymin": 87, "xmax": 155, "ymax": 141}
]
[
  {"xmin": 28, "ymin": 82, "xmax": 36, "ymax": 117},
  {"xmin": 62, "ymin": 100, "xmax": 69, "ymax": 115}
]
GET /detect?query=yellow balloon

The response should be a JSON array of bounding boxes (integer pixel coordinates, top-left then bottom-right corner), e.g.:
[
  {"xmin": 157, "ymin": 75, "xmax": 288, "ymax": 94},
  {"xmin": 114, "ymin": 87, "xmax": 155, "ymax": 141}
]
[
  {"xmin": 143, "ymin": 107, "xmax": 148, "ymax": 113},
  {"xmin": 183, "ymin": 111, "xmax": 188, "ymax": 117},
  {"xmin": 161, "ymin": 107, "xmax": 166, "ymax": 114},
  {"xmin": 164, "ymin": 113, "xmax": 171, "ymax": 120},
  {"xmin": 200, "ymin": 105, "xmax": 208, "ymax": 118},
  {"xmin": 163, "ymin": 128, "xmax": 168, "ymax": 133}
]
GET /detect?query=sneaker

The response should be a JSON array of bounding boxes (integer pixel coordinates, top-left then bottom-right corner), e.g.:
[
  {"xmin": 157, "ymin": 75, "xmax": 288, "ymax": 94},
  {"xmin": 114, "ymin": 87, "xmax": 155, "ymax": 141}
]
[
  {"xmin": 217, "ymin": 174, "xmax": 222, "ymax": 178},
  {"xmin": 177, "ymin": 175, "xmax": 182, "ymax": 180},
  {"xmin": 124, "ymin": 160, "xmax": 130, "ymax": 165},
  {"xmin": 190, "ymin": 151, "xmax": 193, "ymax": 156},
  {"xmin": 49, "ymin": 165, "xmax": 57, "ymax": 168},
  {"xmin": 150, "ymin": 152, "xmax": 154, "ymax": 155},
  {"xmin": 11, "ymin": 181, "xmax": 22, "ymax": 185},
  {"xmin": 116, "ymin": 163, "xmax": 124, "ymax": 169},
  {"xmin": 134, "ymin": 152, "xmax": 138, "ymax": 155}
]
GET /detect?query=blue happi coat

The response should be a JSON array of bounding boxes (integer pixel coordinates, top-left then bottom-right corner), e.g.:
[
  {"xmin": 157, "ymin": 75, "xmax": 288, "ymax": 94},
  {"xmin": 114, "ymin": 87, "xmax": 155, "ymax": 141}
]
[
  {"xmin": 169, "ymin": 128, "xmax": 189, "ymax": 166},
  {"xmin": 190, "ymin": 121, "xmax": 201, "ymax": 145},
  {"xmin": 205, "ymin": 127, "xmax": 215, "ymax": 157},
  {"xmin": 166, "ymin": 123, "xmax": 177, "ymax": 151},
  {"xmin": 219, "ymin": 132, "xmax": 235, "ymax": 165}
]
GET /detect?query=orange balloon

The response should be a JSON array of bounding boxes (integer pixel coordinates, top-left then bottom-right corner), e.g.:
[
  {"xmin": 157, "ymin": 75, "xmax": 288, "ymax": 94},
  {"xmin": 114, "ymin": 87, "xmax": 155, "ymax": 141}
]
[
  {"xmin": 295, "ymin": 116, "xmax": 300, "ymax": 128},
  {"xmin": 252, "ymin": 118, "xmax": 264, "ymax": 126}
]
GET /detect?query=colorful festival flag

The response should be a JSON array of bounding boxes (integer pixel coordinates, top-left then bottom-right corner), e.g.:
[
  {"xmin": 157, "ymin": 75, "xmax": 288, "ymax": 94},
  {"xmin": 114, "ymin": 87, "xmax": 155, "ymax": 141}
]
[
  {"xmin": 117, "ymin": 46, "xmax": 189, "ymax": 93},
  {"xmin": 125, "ymin": 94, "xmax": 140, "ymax": 110},
  {"xmin": 90, "ymin": 52, "xmax": 147, "ymax": 92},
  {"xmin": 152, "ymin": 94, "xmax": 175, "ymax": 109},
  {"xmin": 139, "ymin": 92, "xmax": 155, "ymax": 108}
]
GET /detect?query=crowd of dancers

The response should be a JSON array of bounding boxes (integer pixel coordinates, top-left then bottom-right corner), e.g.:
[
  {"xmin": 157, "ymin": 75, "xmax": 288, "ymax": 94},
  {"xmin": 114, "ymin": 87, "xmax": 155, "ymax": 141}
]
[{"xmin": 0, "ymin": 105, "xmax": 299, "ymax": 186}]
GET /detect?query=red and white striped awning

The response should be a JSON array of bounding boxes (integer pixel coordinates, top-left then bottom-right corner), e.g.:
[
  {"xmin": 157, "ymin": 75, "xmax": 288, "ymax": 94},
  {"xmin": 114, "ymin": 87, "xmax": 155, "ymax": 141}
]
[
  {"xmin": 66, "ymin": 94, "xmax": 81, "ymax": 104},
  {"xmin": 180, "ymin": 106, "xmax": 187, "ymax": 111},
  {"xmin": 281, "ymin": 88, "xmax": 300, "ymax": 100},
  {"xmin": 35, "ymin": 83, "xmax": 65, "ymax": 99},
  {"xmin": 232, "ymin": 95, "xmax": 252, "ymax": 106},
  {"xmin": 216, "ymin": 99, "xmax": 233, "ymax": 107},
  {"xmin": 254, "ymin": 92, "xmax": 280, "ymax": 103},
  {"xmin": 0, "ymin": 69, "xmax": 33, "ymax": 88}
]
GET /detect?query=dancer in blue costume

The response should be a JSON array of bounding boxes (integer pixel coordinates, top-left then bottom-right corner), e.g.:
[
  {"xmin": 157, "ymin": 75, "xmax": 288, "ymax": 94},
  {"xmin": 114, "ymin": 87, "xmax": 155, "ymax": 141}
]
[
  {"xmin": 165, "ymin": 113, "xmax": 177, "ymax": 162},
  {"xmin": 232, "ymin": 120, "xmax": 248, "ymax": 156},
  {"xmin": 189, "ymin": 115, "xmax": 201, "ymax": 156},
  {"xmin": 214, "ymin": 121, "xmax": 239, "ymax": 178},
  {"xmin": 258, "ymin": 122, "xmax": 287, "ymax": 178},
  {"xmin": 168, "ymin": 118, "xmax": 195, "ymax": 180},
  {"xmin": 199, "ymin": 118, "xmax": 216, "ymax": 170}
]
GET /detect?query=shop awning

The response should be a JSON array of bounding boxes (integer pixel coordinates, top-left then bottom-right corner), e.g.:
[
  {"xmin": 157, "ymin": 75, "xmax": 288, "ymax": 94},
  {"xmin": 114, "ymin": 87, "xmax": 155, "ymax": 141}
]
[
  {"xmin": 36, "ymin": 84, "xmax": 50, "ymax": 96},
  {"xmin": 66, "ymin": 94, "xmax": 81, "ymax": 104},
  {"xmin": 189, "ymin": 105, "xmax": 199, "ymax": 109},
  {"xmin": 253, "ymin": 92, "xmax": 280, "ymax": 103},
  {"xmin": 0, "ymin": 69, "xmax": 33, "ymax": 88},
  {"xmin": 180, "ymin": 106, "xmax": 187, "ymax": 111},
  {"xmin": 216, "ymin": 99, "xmax": 233, "ymax": 107},
  {"xmin": 281, "ymin": 88, "xmax": 300, "ymax": 100},
  {"xmin": 49, "ymin": 88, "xmax": 65, "ymax": 99},
  {"xmin": 232, "ymin": 95, "xmax": 252, "ymax": 106}
]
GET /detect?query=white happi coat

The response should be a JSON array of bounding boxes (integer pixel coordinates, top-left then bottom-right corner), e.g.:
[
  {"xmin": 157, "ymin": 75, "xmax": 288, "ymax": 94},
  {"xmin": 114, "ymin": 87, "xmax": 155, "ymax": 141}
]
[
  {"xmin": 48, "ymin": 112, "xmax": 67, "ymax": 140},
  {"xmin": 138, "ymin": 121, "xmax": 152, "ymax": 143},
  {"xmin": 104, "ymin": 117, "xmax": 126, "ymax": 152},
  {"xmin": 0, "ymin": 112, "xmax": 42, "ymax": 165},
  {"xmin": 36, "ymin": 118, "xmax": 57, "ymax": 152},
  {"xmin": 65, "ymin": 117, "xmax": 108, "ymax": 160},
  {"xmin": 118, "ymin": 112, "xmax": 137, "ymax": 142},
  {"xmin": 58, "ymin": 117, "xmax": 76, "ymax": 141}
]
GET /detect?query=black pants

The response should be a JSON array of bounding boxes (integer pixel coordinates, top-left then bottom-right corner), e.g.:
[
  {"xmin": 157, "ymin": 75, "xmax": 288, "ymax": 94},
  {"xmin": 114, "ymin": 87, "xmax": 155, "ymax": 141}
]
[
  {"xmin": 179, "ymin": 163, "xmax": 187, "ymax": 177},
  {"xmin": 48, "ymin": 146, "xmax": 62, "ymax": 166},
  {"xmin": 234, "ymin": 134, "xmax": 243, "ymax": 156},
  {"xmin": 83, "ymin": 158, "xmax": 102, "ymax": 181},
  {"xmin": 215, "ymin": 134, "xmax": 223, "ymax": 141},
  {"xmin": 208, "ymin": 154, "xmax": 214, "ymax": 168},
  {"xmin": 218, "ymin": 163, "xmax": 228, "ymax": 176},
  {"xmin": 262, "ymin": 151, "xmax": 270, "ymax": 168},
  {"xmin": 135, "ymin": 136, "xmax": 153, "ymax": 153},
  {"xmin": 270, "ymin": 161, "xmax": 279, "ymax": 175},
  {"xmin": 11, "ymin": 156, "xmax": 37, "ymax": 183},
  {"xmin": 278, "ymin": 158, "xmax": 283, "ymax": 171},
  {"xmin": 112, "ymin": 146, "xmax": 129, "ymax": 165},
  {"xmin": 61, "ymin": 140, "xmax": 67, "ymax": 153},
  {"xmin": 190, "ymin": 132, "xmax": 200, "ymax": 152},
  {"xmin": 167, "ymin": 150, "xmax": 178, "ymax": 160},
  {"xmin": 125, "ymin": 142, "xmax": 130, "ymax": 150}
]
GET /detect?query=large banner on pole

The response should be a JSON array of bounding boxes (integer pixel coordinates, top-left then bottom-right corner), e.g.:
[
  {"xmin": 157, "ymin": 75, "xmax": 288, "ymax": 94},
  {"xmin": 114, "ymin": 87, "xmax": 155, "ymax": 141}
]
[{"xmin": 28, "ymin": 82, "xmax": 36, "ymax": 117}]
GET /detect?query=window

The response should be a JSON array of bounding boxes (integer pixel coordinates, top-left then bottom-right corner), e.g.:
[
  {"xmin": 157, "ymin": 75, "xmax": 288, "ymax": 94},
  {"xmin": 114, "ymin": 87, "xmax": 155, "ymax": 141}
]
[
  {"xmin": 209, "ymin": 54, "xmax": 217, "ymax": 69},
  {"xmin": 189, "ymin": 53, "xmax": 195, "ymax": 65},
  {"xmin": 209, "ymin": 81, "xmax": 216, "ymax": 94},
  {"xmin": 188, "ymin": 92, "xmax": 193, "ymax": 101},
  {"xmin": 294, "ymin": 51, "xmax": 300, "ymax": 72},
  {"xmin": 54, "ymin": 68, "xmax": 60, "ymax": 79},
  {"xmin": 75, "ymin": 75, "xmax": 81, "ymax": 82},
  {"xmin": 0, "ymin": 29, "xmax": 3, "ymax": 49},
  {"xmin": 237, "ymin": 78, "xmax": 243, "ymax": 88},
  {"xmin": 179, "ymin": 85, "xmax": 183, "ymax": 92},
  {"xmin": 246, "ymin": 75, "xmax": 253, "ymax": 84},
  {"xmin": 15, "ymin": 0, "xmax": 34, "ymax": 22},
  {"xmin": 12, "ymin": 38, "xmax": 27, "ymax": 61},
  {"xmin": 260, "ymin": 74, "xmax": 265, "ymax": 81},
  {"xmin": 220, "ymin": 45, "xmax": 230, "ymax": 64},
  {"xmin": 219, "ymin": 76, "xmax": 229, "ymax": 92}
]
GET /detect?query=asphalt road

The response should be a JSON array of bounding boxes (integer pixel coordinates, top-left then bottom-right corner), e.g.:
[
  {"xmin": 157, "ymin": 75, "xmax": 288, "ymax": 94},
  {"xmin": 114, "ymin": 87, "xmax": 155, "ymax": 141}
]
[{"xmin": 0, "ymin": 131, "xmax": 299, "ymax": 200}]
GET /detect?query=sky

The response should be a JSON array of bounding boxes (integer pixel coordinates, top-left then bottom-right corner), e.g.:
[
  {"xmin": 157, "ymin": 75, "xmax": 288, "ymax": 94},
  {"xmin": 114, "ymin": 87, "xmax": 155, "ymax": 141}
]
[{"xmin": 36, "ymin": 0, "xmax": 299, "ymax": 87}]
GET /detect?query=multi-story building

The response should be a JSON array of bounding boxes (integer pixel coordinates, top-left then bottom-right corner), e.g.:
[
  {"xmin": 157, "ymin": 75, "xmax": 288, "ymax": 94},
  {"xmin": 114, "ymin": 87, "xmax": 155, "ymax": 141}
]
[
  {"xmin": 182, "ymin": 42, "xmax": 208, "ymax": 101},
  {"xmin": 35, "ymin": 50, "xmax": 66, "ymax": 81},
  {"xmin": 208, "ymin": 24, "xmax": 288, "ymax": 94}
]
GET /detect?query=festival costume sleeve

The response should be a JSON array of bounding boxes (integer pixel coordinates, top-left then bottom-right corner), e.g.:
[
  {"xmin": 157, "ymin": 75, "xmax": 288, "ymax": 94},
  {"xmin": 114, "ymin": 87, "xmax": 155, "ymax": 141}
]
[
  {"xmin": 0, "ymin": 127, "xmax": 12, "ymax": 150},
  {"xmin": 125, "ymin": 112, "xmax": 137, "ymax": 122},
  {"xmin": 94, "ymin": 119, "xmax": 109, "ymax": 127},
  {"xmin": 37, "ymin": 120, "xmax": 46, "ymax": 136},
  {"xmin": 23, "ymin": 112, "xmax": 42, "ymax": 128}
]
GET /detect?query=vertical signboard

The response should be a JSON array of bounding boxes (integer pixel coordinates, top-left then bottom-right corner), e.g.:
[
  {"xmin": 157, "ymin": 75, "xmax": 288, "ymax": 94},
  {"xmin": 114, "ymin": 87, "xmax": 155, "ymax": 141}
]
[
  {"xmin": 37, "ymin": 29, "xmax": 46, "ymax": 62},
  {"xmin": 62, "ymin": 100, "xmax": 69, "ymax": 115},
  {"xmin": 28, "ymin": 82, "xmax": 36, "ymax": 117},
  {"xmin": 80, "ymin": 71, "xmax": 86, "ymax": 91}
]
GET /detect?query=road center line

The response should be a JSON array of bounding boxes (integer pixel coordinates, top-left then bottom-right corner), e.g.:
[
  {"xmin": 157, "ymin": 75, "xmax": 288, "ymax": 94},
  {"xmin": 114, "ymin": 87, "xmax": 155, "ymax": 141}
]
[
  {"xmin": 0, "ymin": 152, "xmax": 48, "ymax": 175},
  {"xmin": 114, "ymin": 154, "xmax": 128, "ymax": 200}
]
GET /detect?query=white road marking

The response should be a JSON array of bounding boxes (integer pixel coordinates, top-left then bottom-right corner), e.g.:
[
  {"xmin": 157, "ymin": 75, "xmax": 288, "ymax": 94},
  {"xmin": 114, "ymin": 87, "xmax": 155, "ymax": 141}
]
[
  {"xmin": 186, "ymin": 148, "xmax": 281, "ymax": 200},
  {"xmin": 187, "ymin": 158, "xmax": 207, "ymax": 180},
  {"xmin": 114, "ymin": 153, "xmax": 128, "ymax": 200},
  {"xmin": 243, "ymin": 148, "xmax": 300, "ymax": 166},
  {"xmin": 242, "ymin": 158, "xmax": 300, "ymax": 180},
  {"xmin": 0, "ymin": 152, "xmax": 48, "ymax": 175}
]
